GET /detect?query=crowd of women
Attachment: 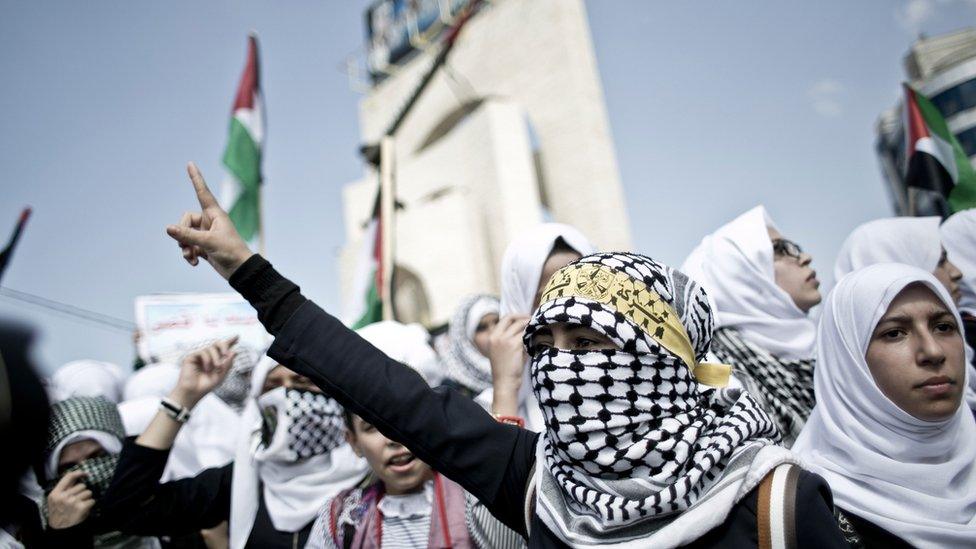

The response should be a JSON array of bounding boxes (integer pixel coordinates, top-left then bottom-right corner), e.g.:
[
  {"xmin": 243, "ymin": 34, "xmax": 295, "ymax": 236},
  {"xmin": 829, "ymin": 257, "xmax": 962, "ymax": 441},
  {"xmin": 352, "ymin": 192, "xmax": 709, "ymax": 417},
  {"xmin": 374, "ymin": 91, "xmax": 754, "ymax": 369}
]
[{"xmin": 3, "ymin": 162, "xmax": 976, "ymax": 549}]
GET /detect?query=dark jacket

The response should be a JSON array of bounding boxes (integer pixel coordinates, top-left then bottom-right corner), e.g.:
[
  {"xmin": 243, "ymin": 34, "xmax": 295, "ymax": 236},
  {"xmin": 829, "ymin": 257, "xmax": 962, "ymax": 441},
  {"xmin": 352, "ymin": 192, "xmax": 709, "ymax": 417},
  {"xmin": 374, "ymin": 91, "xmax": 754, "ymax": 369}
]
[{"xmin": 100, "ymin": 439, "xmax": 312, "ymax": 548}]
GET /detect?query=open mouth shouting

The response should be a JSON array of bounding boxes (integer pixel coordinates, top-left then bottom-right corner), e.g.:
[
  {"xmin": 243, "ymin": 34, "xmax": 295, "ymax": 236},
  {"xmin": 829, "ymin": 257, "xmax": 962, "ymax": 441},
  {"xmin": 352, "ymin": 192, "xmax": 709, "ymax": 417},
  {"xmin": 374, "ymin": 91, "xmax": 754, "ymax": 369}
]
[{"xmin": 386, "ymin": 451, "xmax": 418, "ymax": 474}]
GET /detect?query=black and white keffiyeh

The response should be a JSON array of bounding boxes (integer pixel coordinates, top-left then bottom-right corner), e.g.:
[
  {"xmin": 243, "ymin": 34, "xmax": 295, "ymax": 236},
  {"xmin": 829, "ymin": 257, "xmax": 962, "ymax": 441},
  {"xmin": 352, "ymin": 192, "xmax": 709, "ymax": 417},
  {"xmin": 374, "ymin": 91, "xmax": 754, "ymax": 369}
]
[
  {"xmin": 282, "ymin": 388, "xmax": 347, "ymax": 460},
  {"xmin": 524, "ymin": 253, "xmax": 790, "ymax": 548},
  {"xmin": 437, "ymin": 294, "xmax": 499, "ymax": 394},
  {"xmin": 710, "ymin": 328, "xmax": 815, "ymax": 447}
]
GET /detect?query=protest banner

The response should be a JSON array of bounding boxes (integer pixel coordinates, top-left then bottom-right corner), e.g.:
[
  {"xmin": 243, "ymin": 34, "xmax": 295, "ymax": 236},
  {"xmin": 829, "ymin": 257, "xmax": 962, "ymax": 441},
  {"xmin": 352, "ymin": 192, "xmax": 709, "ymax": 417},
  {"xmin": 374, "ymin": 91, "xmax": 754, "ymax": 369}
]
[{"xmin": 134, "ymin": 293, "xmax": 271, "ymax": 364}]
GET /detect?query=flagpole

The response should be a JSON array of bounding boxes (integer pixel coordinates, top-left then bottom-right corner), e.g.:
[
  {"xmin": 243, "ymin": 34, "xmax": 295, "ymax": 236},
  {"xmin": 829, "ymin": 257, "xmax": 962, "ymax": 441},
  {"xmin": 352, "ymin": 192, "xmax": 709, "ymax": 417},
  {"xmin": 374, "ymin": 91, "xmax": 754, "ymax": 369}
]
[
  {"xmin": 257, "ymin": 185, "xmax": 266, "ymax": 257},
  {"xmin": 379, "ymin": 136, "xmax": 396, "ymax": 321},
  {"xmin": 0, "ymin": 207, "xmax": 31, "ymax": 285}
]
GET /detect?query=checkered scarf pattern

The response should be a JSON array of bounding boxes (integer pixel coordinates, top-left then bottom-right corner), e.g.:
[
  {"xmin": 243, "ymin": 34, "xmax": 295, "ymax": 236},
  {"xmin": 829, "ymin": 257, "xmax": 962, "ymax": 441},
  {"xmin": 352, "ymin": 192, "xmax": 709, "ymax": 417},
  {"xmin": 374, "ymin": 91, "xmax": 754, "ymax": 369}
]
[
  {"xmin": 524, "ymin": 253, "xmax": 778, "ymax": 538},
  {"xmin": 47, "ymin": 396, "xmax": 125, "ymax": 453},
  {"xmin": 440, "ymin": 294, "xmax": 499, "ymax": 393},
  {"xmin": 284, "ymin": 389, "xmax": 347, "ymax": 460},
  {"xmin": 710, "ymin": 328, "xmax": 815, "ymax": 446}
]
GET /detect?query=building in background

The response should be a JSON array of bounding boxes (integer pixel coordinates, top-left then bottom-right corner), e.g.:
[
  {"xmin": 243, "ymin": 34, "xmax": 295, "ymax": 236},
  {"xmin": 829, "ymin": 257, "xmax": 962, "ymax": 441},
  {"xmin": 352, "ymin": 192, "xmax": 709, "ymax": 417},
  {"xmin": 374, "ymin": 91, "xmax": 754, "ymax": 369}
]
[
  {"xmin": 340, "ymin": 0, "xmax": 632, "ymax": 326},
  {"xmin": 876, "ymin": 28, "xmax": 976, "ymax": 216}
]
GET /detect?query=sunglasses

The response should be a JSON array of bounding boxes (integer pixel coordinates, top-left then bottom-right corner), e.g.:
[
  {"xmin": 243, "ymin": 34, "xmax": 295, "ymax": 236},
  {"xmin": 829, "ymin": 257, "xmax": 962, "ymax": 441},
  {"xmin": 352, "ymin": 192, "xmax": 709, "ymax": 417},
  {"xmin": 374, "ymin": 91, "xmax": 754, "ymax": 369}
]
[{"xmin": 772, "ymin": 238, "xmax": 803, "ymax": 260}]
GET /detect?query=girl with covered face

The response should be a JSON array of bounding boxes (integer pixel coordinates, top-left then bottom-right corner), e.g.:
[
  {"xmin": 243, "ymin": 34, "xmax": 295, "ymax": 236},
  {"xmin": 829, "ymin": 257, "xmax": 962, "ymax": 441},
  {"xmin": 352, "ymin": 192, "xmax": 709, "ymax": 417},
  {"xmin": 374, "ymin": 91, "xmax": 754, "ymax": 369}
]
[
  {"xmin": 793, "ymin": 264, "xmax": 976, "ymax": 547},
  {"xmin": 164, "ymin": 164, "xmax": 849, "ymax": 548},
  {"xmin": 682, "ymin": 206, "xmax": 821, "ymax": 447},
  {"xmin": 97, "ymin": 339, "xmax": 367, "ymax": 549},
  {"xmin": 42, "ymin": 396, "xmax": 159, "ymax": 548}
]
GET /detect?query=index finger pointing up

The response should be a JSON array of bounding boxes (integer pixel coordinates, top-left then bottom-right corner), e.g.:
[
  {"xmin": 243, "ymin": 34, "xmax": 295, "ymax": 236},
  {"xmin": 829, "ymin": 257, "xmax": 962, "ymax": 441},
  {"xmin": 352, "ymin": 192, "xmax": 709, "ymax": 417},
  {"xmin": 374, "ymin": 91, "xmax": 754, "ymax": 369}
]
[{"xmin": 187, "ymin": 162, "xmax": 220, "ymax": 209}]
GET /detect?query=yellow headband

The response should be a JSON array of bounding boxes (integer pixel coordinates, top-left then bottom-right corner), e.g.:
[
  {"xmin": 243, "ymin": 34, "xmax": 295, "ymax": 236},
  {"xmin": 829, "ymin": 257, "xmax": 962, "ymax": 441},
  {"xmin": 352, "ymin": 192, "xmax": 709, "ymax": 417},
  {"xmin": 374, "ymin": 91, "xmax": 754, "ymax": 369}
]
[{"xmin": 539, "ymin": 263, "xmax": 730, "ymax": 387}]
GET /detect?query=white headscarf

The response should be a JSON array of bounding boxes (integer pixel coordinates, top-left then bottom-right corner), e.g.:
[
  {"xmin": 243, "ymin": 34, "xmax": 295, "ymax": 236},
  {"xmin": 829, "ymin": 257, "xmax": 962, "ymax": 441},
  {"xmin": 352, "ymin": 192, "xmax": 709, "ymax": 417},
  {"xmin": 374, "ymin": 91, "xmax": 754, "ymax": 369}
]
[
  {"xmin": 942, "ymin": 209, "xmax": 976, "ymax": 316},
  {"xmin": 793, "ymin": 263, "xmax": 976, "ymax": 547},
  {"xmin": 122, "ymin": 362, "xmax": 179, "ymax": 402},
  {"xmin": 499, "ymin": 222, "xmax": 596, "ymax": 316},
  {"xmin": 833, "ymin": 216, "xmax": 942, "ymax": 282},
  {"xmin": 356, "ymin": 321, "xmax": 443, "ymax": 385},
  {"xmin": 229, "ymin": 357, "xmax": 367, "ymax": 549},
  {"xmin": 681, "ymin": 206, "xmax": 816, "ymax": 360},
  {"xmin": 50, "ymin": 360, "xmax": 126, "ymax": 404}
]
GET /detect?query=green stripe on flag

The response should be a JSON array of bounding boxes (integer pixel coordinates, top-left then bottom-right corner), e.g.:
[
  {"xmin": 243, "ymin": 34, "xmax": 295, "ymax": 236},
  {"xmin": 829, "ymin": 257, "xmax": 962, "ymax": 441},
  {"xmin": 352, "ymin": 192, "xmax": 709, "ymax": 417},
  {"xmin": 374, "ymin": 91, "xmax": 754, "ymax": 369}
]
[
  {"xmin": 351, "ymin": 278, "xmax": 383, "ymax": 330},
  {"xmin": 915, "ymin": 91, "xmax": 976, "ymax": 212},
  {"xmin": 223, "ymin": 117, "xmax": 261, "ymax": 240}
]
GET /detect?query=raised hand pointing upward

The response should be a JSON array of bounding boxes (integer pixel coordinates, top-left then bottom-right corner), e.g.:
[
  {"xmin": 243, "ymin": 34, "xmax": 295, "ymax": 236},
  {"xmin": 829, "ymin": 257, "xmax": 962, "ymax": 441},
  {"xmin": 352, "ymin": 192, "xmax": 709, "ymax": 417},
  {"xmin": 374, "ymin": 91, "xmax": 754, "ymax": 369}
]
[{"xmin": 166, "ymin": 162, "xmax": 254, "ymax": 280}]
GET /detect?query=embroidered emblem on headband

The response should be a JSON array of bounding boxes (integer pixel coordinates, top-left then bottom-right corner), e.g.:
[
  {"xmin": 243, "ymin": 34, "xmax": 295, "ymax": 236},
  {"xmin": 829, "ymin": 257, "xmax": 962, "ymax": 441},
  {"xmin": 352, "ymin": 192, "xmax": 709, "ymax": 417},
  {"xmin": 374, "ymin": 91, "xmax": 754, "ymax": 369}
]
[{"xmin": 541, "ymin": 262, "xmax": 730, "ymax": 387}]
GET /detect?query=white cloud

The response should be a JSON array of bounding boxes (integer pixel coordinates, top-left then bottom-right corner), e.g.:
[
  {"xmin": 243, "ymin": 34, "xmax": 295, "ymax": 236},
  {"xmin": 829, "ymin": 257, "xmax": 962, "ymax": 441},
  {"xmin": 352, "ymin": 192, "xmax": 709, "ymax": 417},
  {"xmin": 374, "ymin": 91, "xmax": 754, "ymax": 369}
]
[
  {"xmin": 895, "ymin": 0, "xmax": 976, "ymax": 33},
  {"xmin": 896, "ymin": 0, "xmax": 936, "ymax": 33},
  {"xmin": 808, "ymin": 78, "xmax": 845, "ymax": 117}
]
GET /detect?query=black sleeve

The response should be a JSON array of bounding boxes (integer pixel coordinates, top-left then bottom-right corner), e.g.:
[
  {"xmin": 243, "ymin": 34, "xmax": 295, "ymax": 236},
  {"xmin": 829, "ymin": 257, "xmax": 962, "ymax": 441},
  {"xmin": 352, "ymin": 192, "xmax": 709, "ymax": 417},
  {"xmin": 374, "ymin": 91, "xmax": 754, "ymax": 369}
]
[
  {"xmin": 794, "ymin": 471, "xmax": 849, "ymax": 549},
  {"xmin": 98, "ymin": 437, "xmax": 232, "ymax": 536},
  {"xmin": 35, "ymin": 523, "xmax": 94, "ymax": 549},
  {"xmin": 230, "ymin": 255, "xmax": 538, "ymax": 536}
]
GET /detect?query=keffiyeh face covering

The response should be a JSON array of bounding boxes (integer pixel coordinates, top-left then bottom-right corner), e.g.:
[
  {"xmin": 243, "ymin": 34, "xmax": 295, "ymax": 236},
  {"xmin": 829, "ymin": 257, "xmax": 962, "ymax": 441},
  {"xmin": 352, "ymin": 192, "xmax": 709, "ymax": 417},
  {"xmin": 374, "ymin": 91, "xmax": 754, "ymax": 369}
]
[
  {"xmin": 214, "ymin": 344, "xmax": 259, "ymax": 412},
  {"xmin": 524, "ymin": 253, "xmax": 779, "ymax": 544},
  {"xmin": 256, "ymin": 387, "xmax": 347, "ymax": 462}
]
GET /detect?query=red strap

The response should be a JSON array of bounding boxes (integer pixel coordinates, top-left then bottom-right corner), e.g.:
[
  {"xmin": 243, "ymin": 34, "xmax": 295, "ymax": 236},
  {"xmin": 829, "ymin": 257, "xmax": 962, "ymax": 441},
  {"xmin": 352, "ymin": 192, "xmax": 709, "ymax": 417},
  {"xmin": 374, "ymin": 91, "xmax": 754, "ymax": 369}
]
[
  {"xmin": 329, "ymin": 495, "xmax": 341, "ymax": 547},
  {"xmin": 375, "ymin": 491, "xmax": 384, "ymax": 548},
  {"xmin": 434, "ymin": 473, "xmax": 453, "ymax": 548}
]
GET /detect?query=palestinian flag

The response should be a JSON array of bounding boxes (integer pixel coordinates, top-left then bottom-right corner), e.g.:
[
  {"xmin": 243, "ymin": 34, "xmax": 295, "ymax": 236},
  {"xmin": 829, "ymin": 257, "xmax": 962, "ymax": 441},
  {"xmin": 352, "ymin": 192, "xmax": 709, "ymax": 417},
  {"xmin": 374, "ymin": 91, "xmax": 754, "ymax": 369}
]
[
  {"xmin": 221, "ymin": 34, "xmax": 264, "ymax": 242},
  {"xmin": 903, "ymin": 84, "xmax": 976, "ymax": 213},
  {"xmin": 346, "ymin": 194, "xmax": 384, "ymax": 329}
]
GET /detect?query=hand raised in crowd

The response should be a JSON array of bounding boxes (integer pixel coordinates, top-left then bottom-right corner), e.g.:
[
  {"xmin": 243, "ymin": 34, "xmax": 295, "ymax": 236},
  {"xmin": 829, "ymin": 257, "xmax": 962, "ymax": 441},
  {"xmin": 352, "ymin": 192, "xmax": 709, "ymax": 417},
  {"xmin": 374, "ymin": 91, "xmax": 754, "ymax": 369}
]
[
  {"xmin": 46, "ymin": 470, "xmax": 95, "ymax": 529},
  {"xmin": 166, "ymin": 162, "xmax": 254, "ymax": 280},
  {"xmin": 170, "ymin": 336, "xmax": 239, "ymax": 409},
  {"xmin": 488, "ymin": 314, "xmax": 530, "ymax": 416}
]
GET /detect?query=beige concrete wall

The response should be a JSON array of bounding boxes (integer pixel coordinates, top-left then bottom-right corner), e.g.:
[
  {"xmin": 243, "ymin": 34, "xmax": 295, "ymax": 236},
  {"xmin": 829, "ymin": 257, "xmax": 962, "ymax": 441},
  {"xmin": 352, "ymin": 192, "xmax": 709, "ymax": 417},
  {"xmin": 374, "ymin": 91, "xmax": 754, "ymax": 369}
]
[{"xmin": 341, "ymin": 100, "xmax": 543, "ymax": 324}]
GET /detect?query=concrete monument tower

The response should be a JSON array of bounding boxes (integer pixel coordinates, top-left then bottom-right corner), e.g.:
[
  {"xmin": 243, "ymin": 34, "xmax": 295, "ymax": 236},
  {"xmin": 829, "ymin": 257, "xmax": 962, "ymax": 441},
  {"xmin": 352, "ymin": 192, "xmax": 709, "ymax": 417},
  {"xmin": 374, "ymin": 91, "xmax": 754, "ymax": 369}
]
[{"xmin": 341, "ymin": 0, "xmax": 632, "ymax": 326}]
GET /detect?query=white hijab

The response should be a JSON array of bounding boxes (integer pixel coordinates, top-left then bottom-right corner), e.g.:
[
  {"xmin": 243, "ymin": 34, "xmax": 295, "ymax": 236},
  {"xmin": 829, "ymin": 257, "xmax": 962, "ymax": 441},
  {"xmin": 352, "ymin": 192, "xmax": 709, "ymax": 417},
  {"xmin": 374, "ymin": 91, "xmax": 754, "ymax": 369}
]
[
  {"xmin": 499, "ymin": 222, "xmax": 596, "ymax": 316},
  {"xmin": 793, "ymin": 263, "xmax": 976, "ymax": 547},
  {"xmin": 681, "ymin": 205, "xmax": 816, "ymax": 360},
  {"xmin": 942, "ymin": 209, "xmax": 976, "ymax": 316},
  {"xmin": 50, "ymin": 360, "xmax": 126, "ymax": 404},
  {"xmin": 229, "ymin": 357, "xmax": 366, "ymax": 549},
  {"xmin": 355, "ymin": 321, "xmax": 443, "ymax": 385},
  {"xmin": 122, "ymin": 362, "xmax": 179, "ymax": 402},
  {"xmin": 833, "ymin": 216, "xmax": 942, "ymax": 283}
]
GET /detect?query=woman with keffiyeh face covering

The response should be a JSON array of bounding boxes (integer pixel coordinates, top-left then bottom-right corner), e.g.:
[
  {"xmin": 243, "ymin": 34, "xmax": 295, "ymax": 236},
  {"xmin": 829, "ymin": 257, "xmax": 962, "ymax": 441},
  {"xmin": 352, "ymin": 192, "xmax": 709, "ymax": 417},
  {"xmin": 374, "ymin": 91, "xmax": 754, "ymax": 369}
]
[
  {"xmin": 95, "ymin": 338, "xmax": 368, "ymax": 549},
  {"xmin": 42, "ymin": 396, "xmax": 160, "ymax": 548},
  {"xmin": 161, "ymin": 164, "xmax": 849, "ymax": 548}
]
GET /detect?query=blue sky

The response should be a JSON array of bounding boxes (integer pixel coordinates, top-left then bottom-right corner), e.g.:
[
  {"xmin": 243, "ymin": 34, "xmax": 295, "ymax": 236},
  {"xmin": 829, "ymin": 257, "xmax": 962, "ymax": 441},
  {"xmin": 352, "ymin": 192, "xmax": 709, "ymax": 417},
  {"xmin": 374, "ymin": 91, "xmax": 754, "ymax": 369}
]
[{"xmin": 1, "ymin": 0, "xmax": 974, "ymax": 373}]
